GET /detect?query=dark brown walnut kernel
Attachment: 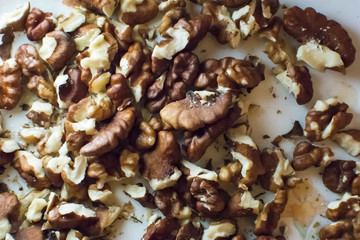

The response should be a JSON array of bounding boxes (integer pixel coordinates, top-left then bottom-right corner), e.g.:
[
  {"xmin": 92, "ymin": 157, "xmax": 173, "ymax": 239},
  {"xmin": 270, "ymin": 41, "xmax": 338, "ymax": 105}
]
[
  {"xmin": 282, "ymin": 120, "xmax": 303, "ymax": 138},
  {"xmin": 25, "ymin": 8, "xmax": 55, "ymax": 41},
  {"xmin": 304, "ymin": 98, "xmax": 353, "ymax": 142},
  {"xmin": 352, "ymin": 175, "xmax": 360, "ymax": 196},
  {"xmin": 146, "ymin": 52, "xmax": 200, "ymax": 113},
  {"xmin": 190, "ymin": 177, "xmax": 227, "ymax": 218},
  {"xmin": 176, "ymin": 221, "xmax": 203, "ymax": 240},
  {"xmin": 40, "ymin": 31, "xmax": 76, "ymax": 71},
  {"xmin": 143, "ymin": 218, "xmax": 180, "ymax": 240},
  {"xmin": 254, "ymin": 190, "xmax": 288, "ymax": 236},
  {"xmin": 120, "ymin": 0, "xmax": 159, "ymax": 26},
  {"xmin": 195, "ymin": 57, "xmax": 264, "ymax": 91},
  {"xmin": 283, "ymin": 6, "xmax": 356, "ymax": 68},
  {"xmin": 15, "ymin": 226, "xmax": 44, "ymax": 240},
  {"xmin": 323, "ymin": 160, "xmax": 356, "ymax": 193},
  {"xmin": 141, "ymin": 131, "xmax": 181, "ymax": 190},
  {"xmin": 160, "ymin": 91, "xmax": 233, "ymax": 131},
  {"xmin": 224, "ymin": 191, "xmax": 262, "ymax": 218},
  {"xmin": 216, "ymin": 0, "xmax": 249, "ymax": 7},
  {"xmin": 292, "ymin": 141, "xmax": 333, "ymax": 171},
  {"xmin": 106, "ymin": 73, "xmax": 133, "ymax": 111},
  {"xmin": 0, "ymin": 192, "xmax": 20, "ymax": 223},
  {"xmin": 184, "ymin": 105, "xmax": 241, "ymax": 162},
  {"xmin": 319, "ymin": 219, "xmax": 360, "ymax": 240},
  {"xmin": 15, "ymin": 44, "xmax": 45, "ymax": 77},
  {"xmin": 58, "ymin": 68, "xmax": 88, "ymax": 106},
  {"xmin": 0, "ymin": 152, "xmax": 14, "ymax": 166},
  {"xmin": 103, "ymin": 20, "xmax": 133, "ymax": 52},
  {"xmin": 80, "ymin": 107, "xmax": 136, "ymax": 156},
  {"xmin": 0, "ymin": 59, "xmax": 23, "ymax": 110},
  {"xmin": 326, "ymin": 194, "xmax": 360, "ymax": 221},
  {"xmin": 0, "ymin": 28, "xmax": 14, "ymax": 61},
  {"xmin": 154, "ymin": 188, "xmax": 191, "ymax": 219}
]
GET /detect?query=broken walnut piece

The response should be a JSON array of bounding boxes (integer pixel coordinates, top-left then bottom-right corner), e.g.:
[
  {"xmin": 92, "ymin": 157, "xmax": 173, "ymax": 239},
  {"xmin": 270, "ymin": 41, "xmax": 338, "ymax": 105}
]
[
  {"xmin": 106, "ymin": 73, "xmax": 133, "ymax": 111},
  {"xmin": 64, "ymin": 119, "xmax": 96, "ymax": 153},
  {"xmin": 258, "ymin": 148, "xmax": 296, "ymax": 193},
  {"xmin": 15, "ymin": 44, "xmax": 45, "ymax": 77},
  {"xmin": 146, "ymin": 52, "xmax": 200, "ymax": 113},
  {"xmin": 202, "ymin": 219, "xmax": 237, "ymax": 240},
  {"xmin": 254, "ymin": 189, "xmax": 288, "ymax": 236},
  {"xmin": 131, "ymin": 121, "xmax": 156, "ymax": 151},
  {"xmin": 80, "ymin": 107, "xmax": 136, "ymax": 157},
  {"xmin": 0, "ymin": 28, "xmax": 14, "ymax": 61},
  {"xmin": 119, "ymin": 0, "xmax": 158, "ymax": 26},
  {"xmin": 123, "ymin": 184, "xmax": 155, "ymax": 208},
  {"xmin": 25, "ymin": 8, "xmax": 55, "ymax": 41},
  {"xmin": 0, "ymin": 58, "xmax": 23, "ymax": 110},
  {"xmin": 195, "ymin": 56, "xmax": 264, "ymax": 91},
  {"xmin": 352, "ymin": 175, "xmax": 360, "ymax": 196},
  {"xmin": 159, "ymin": 6, "xmax": 189, "ymax": 37},
  {"xmin": 38, "ymin": 31, "xmax": 76, "ymax": 71},
  {"xmin": 15, "ymin": 226, "xmax": 44, "ymax": 240},
  {"xmin": 26, "ymin": 100, "xmax": 53, "ymax": 127},
  {"xmin": 190, "ymin": 177, "xmax": 227, "ymax": 218},
  {"xmin": 202, "ymin": 1, "xmax": 241, "ymax": 48},
  {"xmin": 216, "ymin": 0, "xmax": 249, "ymax": 7},
  {"xmin": 319, "ymin": 218, "xmax": 360, "ymax": 240},
  {"xmin": 176, "ymin": 221, "xmax": 203, "ymax": 240},
  {"xmin": 184, "ymin": 104, "xmax": 242, "ymax": 162},
  {"xmin": 154, "ymin": 187, "xmax": 192, "ymax": 219},
  {"xmin": 224, "ymin": 191, "xmax": 263, "ymax": 218},
  {"xmin": 63, "ymin": 0, "xmax": 118, "ymax": 17},
  {"xmin": 0, "ymin": 192, "xmax": 20, "ymax": 223},
  {"xmin": 332, "ymin": 129, "xmax": 360, "ymax": 157},
  {"xmin": 292, "ymin": 141, "xmax": 334, "ymax": 171},
  {"xmin": 283, "ymin": 6, "xmax": 356, "ymax": 69},
  {"xmin": 322, "ymin": 160, "xmax": 356, "ymax": 193},
  {"xmin": 326, "ymin": 193, "xmax": 360, "ymax": 222},
  {"xmin": 141, "ymin": 131, "xmax": 182, "ymax": 191},
  {"xmin": 304, "ymin": 98, "xmax": 353, "ymax": 142},
  {"xmin": 142, "ymin": 217, "xmax": 180, "ymax": 240},
  {"xmin": 160, "ymin": 90, "xmax": 233, "ymax": 131},
  {"xmin": 0, "ymin": 2, "xmax": 30, "ymax": 33}
]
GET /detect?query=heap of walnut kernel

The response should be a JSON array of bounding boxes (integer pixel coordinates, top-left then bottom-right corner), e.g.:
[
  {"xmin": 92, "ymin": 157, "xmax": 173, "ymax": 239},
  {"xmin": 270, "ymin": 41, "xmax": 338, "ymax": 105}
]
[{"xmin": 0, "ymin": 0, "xmax": 357, "ymax": 239}]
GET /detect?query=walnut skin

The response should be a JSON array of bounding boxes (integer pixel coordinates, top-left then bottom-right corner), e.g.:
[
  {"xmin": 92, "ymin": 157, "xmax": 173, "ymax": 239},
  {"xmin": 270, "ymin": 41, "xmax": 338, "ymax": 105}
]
[
  {"xmin": 195, "ymin": 57, "xmax": 264, "ymax": 91},
  {"xmin": 27, "ymin": 74, "xmax": 57, "ymax": 105},
  {"xmin": 120, "ymin": 0, "xmax": 158, "ymax": 26},
  {"xmin": 292, "ymin": 141, "xmax": 333, "ymax": 171},
  {"xmin": 190, "ymin": 177, "xmax": 227, "ymax": 218},
  {"xmin": 184, "ymin": 105, "xmax": 242, "ymax": 162},
  {"xmin": 141, "ymin": 131, "xmax": 182, "ymax": 190},
  {"xmin": 142, "ymin": 218, "xmax": 180, "ymax": 240},
  {"xmin": 224, "ymin": 191, "xmax": 262, "ymax": 218},
  {"xmin": 216, "ymin": 0, "xmax": 249, "ymax": 7},
  {"xmin": 41, "ymin": 31, "xmax": 76, "ymax": 71},
  {"xmin": 15, "ymin": 44, "xmax": 45, "ymax": 77},
  {"xmin": 154, "ymin": 188, "xmax": 191, "ymax": 219},
  {"xmin": 319, "ymin": 219, "xmax": 360, "ymax": 240},
  {"xmin": 0, "ymin": 28, "xmax": 14, "ymax": 61},
  {"xmin": 0, "ymin": 192, "xmax": 20, "ymax": 223},
  {"xmin": 352, "ymin": 175, "xmax": 360, "ymax": 196},
  {"xmin": 326, "ymin": 194, "xmax": 360, "ymax": 222},
  {"xmin": 304, "ymin": 98, "xmax": 353, "ymax": 142},
  {"xmin": 63, "ymin": 0, "xmax": 117, "ymax": 17},
  {"xmin": 322, "ymin": 160, "xmax": 356, "ymax": 193},
  {"xmin": 0, "ymin": 59, "xmax": 22, "ymax": 110},
  {"xmin": 254, "ymin": 190, "xmax": 287, "ymax": 236},
  {"xmin": 25, "ymin": 8, "xmax": 55, "ymax": 41},
  {"xmin": 131, "ymin": 121, "xmax": 156, "ymax": 151},
  {"xmin": 80, "ymin": 107, "xmax": 136, "ymax": 156},
  {"xmin": 176, "ymin": 222, "xmax": 203, "ymax": 240},
  {"xmin": 15, "ymin": 226, "xmax": 44, "ymax": 240},
  {"xmin": 283, "ymin": 6, "xmax": 356, "ymax": 68},
  {"xmin": 58, "ymin": 68, "xmax": 88, "ymax": 106},
  {"xmin": 160, "ymin": 91, "xmax": 233, "ymax": 131},
  {"xmin": 146, "ymin": 52, "xmax": 200, "ymax": 113},
  {"xmin": 106, "ymin": 73, "xmax": 133, "ymax": 111},
  {"xmin": 159, "ymin": 7, "xmax": 189, "ymax": 37}
]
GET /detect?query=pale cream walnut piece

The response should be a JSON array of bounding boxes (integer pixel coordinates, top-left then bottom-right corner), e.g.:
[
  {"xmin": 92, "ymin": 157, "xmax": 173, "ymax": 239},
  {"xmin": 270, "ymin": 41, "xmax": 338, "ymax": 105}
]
[
  {"xmin": 0, "ymin": 2, "xmax": 30, "ymax": 32},
  {"xmin": 74, "ymin": 25, "xmax": 101, "ymax": 51},
  {"xmin": 258, "ymin": 148, "xmax": 297, "ymax": 192},
  {"xmin": 88, "ymin": 184, "xmax": 113, "ymax": 204},
  {"xmin": 80, "ymin": 33, "xmax": 117, "ymax": 77},
  {"xmin": 25, "ymin": 198, "xmax": 48, "ymax": 222},
  {"xmin": 18, "ymin": 189, "xmax": 50, "ymax": 219},
  {"xmin": 332, "ymin": 129, "xmax": 360, "ymax": 157},
  {"xmin": 63, "ymin": 0, "xmax": 118, "ymax": 17},
  {"xmin": 88, "ymin": 72, "xmax": 111, "ymax": 94},
  {"xmin": 0, "ymin": 138, "xmax": 20, "ymax": 154},
  {"xmin": 37, "ymin": 126, "xmax": 64, "ymax": 155},
  {"xmin": 123, "ymin": 184, "xmax": 154, "ymax": 208},
  {"xmin": 19, "ymin": 127, "xmax": 47, "ymax": 144},
  {"xmin": 297, "ymin": 40, "xmax": 344, "ymax": 72},
  {"xmin": 181, "ymin": 160, "xmax": 218, "ymax": 182},
  {"xmin": 0, "ymin": 218, "xmax": 11, "ymax": 239},
  {"xmin": 152, "ymin": 27, "xmax": 190, "ymax": 60},
  {"xmin": 225, "ymin": 124, "xmax": 265, "ymax": 189},
  {"xmin": 202, "ymin": 219, "xmax": 237, "ymax": 240},
  {"xmin": 202, "ymin": 1, "xmax": 240, "ymax": 48},
  {"xmin": 66, "ymin": 229, "xmax": 87, "ymax": 240},
  {"xmin": 53, "ymin": 71, "xmax": 70, "ymax": 109},
  {"xmin": 119, "ymin": 148, "xmax": 140, "ymax": 178},
  {"xmin": 44, "ymin": 156, "xmax": 71, "ymax": 187},
  {"xmin": 304, "ymin": 98, "xmax": 353, "ymax": 142},
  {"xmin": 26, "ymin": 100, "xmax": 53, "ymax": 127},
  {"xmin": 14, "ymin": 151, "xmax": 51, "ymax": 190},
  {"xmin": 60, "ymin": 9, "xmax": 86, "ymax": 33}
]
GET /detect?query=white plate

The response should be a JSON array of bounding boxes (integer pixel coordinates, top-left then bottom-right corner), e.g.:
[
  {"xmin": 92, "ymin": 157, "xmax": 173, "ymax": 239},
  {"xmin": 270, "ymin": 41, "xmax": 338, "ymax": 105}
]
[{"xmin": 0, "ymin": 0, "xmax": 359, "ymax": 239}]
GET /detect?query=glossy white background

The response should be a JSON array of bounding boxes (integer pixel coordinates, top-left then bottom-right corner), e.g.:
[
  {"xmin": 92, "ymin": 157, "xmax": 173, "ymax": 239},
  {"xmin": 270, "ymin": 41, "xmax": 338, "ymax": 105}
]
[{"xmin": 0, "ymin": 0, "xmax": 359, "ymax": 239}]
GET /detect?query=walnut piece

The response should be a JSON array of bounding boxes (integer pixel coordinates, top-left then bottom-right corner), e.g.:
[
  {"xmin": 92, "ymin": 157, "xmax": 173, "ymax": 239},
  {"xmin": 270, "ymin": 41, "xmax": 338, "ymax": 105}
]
[
  {"xmin": 332, "ymin": 129, "xmax": 360, "ymax": 157},
  {"xmin": 283, "ymin": 6, "xmax": 356, "ymax": 69},
  {"xmin": 0, "ymin": 2, "xmax": 30, "ymax": 33},
  {"xmin": 0, "ymin": 58, "xmax": 22, "ymax": 110},
  {"xmin": 292, "ymin": 141, "xmax": 333, "ymax": 171},
  {"xmin": 80, "ymin": 107, "xmax": 136, "ymax": 156},
  {"xmin": 326, "ymin": 192, "xmax": 360, "ymax": 221},
  {"xmin": 0, "ymin": 192, "xmax": 20, "ymax": 223},
  {"xmin": 119, "ymin": 0, "xmax": 158, "ymax": 26},
  {"xmin": 224, "ymin": 191, "xmax": 262, "ymax": 218},
  {"xmin": 63, "ymin": 0, "xmax": 118, "ymax": 17},
  {"xmin": 304, "ymin": 98, "xmax": 353, "ymax": 142},
  {"xmin": 202, "ymin": 219, "xmax": 237, "ymax": 240},
  {"xmin": 142, "ymin": 217, "xmax": 180, "ymax": 240},
  {"xmin": 142, "ymin": 131, "xmax": 182, "ymax": 190},
  {"xmin": 154, "ymin": 188, "xmax": 192, "ymax": 219},
  {"xmin": 160, "ymin": 91, "xmax": 233, "ymax": 131},
  {"xmin": 322, "ymin": 160, "xmax": 356, "ymax": 193},
  {"xmin": 106, "ymin": 73, "xmax": 133, "ymax": 111},
  {"xmin": 25, "ymin": 8, "xmax": 55, "ymax": 41}
]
